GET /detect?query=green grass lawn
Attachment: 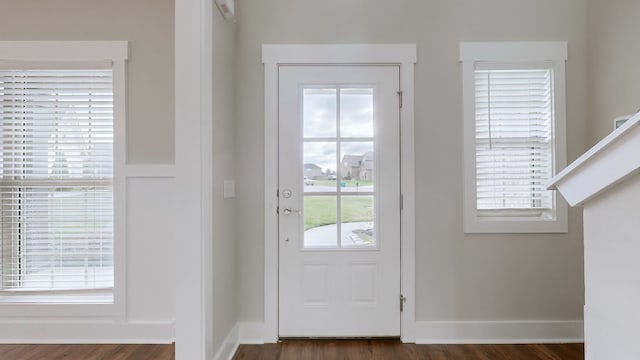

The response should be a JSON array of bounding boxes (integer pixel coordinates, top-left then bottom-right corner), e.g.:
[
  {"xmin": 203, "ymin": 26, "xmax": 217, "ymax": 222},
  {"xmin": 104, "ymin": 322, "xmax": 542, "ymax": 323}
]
[
  {"xmin": 304, "ymin": 196, "xmax": 373, "ymax": 230},
  {"xmin": 313, "ymin": 179, "xmax": 373, "ymax": 188}
]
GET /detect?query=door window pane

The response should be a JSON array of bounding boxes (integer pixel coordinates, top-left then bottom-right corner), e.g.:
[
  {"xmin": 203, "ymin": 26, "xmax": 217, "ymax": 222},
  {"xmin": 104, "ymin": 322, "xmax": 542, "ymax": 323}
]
[
  {"xmin": 303, "ymin": 88, "xmax": 336, "ymax": 138},
  {"xmin": 304, "ymin": 142, "xmax": 337, "ymax": 193},
  {"xmin": 341, "ymin": 196, "xmax": 375, "ymax": 248},
  {"xmin": 304, "ymin": 196, "xmax": 337, "ymax": 248},
  {"xmin": 340, "ymin": 88, "xmax": 373, "ymax": 138},
  {"xmin": 340, "ymin": 142, "xmax": 374, "ymax": 192}
]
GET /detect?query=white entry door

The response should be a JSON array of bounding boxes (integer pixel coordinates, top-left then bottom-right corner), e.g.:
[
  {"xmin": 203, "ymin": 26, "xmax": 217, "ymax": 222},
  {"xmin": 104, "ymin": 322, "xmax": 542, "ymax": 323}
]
[{"xmin": 278, "ymin": 65, "xmax": 401, "ymax": 337}]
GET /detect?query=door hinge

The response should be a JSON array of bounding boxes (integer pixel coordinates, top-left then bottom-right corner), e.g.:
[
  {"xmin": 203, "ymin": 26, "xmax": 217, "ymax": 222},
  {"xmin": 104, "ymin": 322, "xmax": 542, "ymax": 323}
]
[
  {"xmin": 400, "ymin": 294, "xmax": 407, "ymax": 312},
  {"xmin": 276, "ymin": 206, "xmax": 279, "ymax": 214},
  {"xmin": 400, "ymin": 194, "xmax": 404, "ymax": 211},
  {"xmin": 397, "ymin": 91, "xmax": 403, "ymax": 109}
]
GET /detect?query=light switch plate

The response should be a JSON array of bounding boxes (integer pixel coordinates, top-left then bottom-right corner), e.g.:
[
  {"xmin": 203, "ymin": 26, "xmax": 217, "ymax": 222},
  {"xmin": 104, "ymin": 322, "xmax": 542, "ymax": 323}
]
[{"xmin": 223, "ymin": 180, "xmax": 235, "ymax": 199}]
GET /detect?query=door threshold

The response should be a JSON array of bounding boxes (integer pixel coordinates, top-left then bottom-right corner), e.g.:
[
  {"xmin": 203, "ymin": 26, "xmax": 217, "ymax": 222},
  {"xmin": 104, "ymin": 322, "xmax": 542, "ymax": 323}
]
[{"xmin": 278, "ymin": 337, "xmax": 401, "ymax": 341}]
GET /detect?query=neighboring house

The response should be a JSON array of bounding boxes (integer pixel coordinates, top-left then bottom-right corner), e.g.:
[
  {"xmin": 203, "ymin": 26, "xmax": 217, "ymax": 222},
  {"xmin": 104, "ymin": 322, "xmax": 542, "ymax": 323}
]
[
  {"xmin": 359, "ymin": 152, "xmax": 374, "ymax": 181},
  {"xmin": 341, "ymin": 154, "xmax": 362, "ymax": 180},
  {"xmin": 303, "ymin": 163, "xmax": 324, "ymax": 179},
  {"xmin": 341, "ymin": 153, "xmax": 374, "ymax": 181}
]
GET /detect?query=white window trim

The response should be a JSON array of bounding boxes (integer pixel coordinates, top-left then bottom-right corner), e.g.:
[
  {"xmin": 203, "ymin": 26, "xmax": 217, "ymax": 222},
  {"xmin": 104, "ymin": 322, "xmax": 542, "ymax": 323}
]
[
  {"xmin": 263, "ymin": 44, "xmax": 417, "ymax": 342},
  {"xmin": 460, "ymin": 42, "xmax": 568, "ymax": 233},
  {"xmin": 0, "ymin": 41, "xmax": 127, "ymax": 317}
]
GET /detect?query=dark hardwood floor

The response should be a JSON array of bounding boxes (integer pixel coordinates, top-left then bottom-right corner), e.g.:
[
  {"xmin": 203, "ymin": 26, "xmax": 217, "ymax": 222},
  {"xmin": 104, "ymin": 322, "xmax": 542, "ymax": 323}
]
[
  {"xmin": 233, "ymin": 340, "xmax": 584, "ymax": 360},
  {"xmin": 0, "ymin": 343, "xmax": 175, "ymax": 360},
  {"xmin": 0, "ymin": 341, "xmax": 584, "ymax": 359}
]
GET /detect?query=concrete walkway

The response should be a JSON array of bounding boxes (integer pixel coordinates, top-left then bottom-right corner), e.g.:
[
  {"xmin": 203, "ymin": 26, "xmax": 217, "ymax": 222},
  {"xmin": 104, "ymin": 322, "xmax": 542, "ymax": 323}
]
[{"xmin": 304, "ymin": 221, "xmax": 374, "ymax": 248}]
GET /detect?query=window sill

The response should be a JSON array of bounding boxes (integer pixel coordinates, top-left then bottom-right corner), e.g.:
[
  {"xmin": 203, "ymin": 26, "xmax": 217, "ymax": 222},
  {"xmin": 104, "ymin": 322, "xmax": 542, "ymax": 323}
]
[
  {"xmin": 0, "ymin": 293, "xmax": 113, "ymax": 304},
  {"xmin": 464, "ymin": 209, "xmax": 568, "ymax": 234},
  {"xmin": 0, "ymin": 300, "xmax": 116, "ymax": 319}
]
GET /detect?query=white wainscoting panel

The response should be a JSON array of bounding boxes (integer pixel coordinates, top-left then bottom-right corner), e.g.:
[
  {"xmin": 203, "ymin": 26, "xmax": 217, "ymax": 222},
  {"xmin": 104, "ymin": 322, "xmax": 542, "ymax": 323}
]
[
  {"xmin": 0, "ymin": 165, "xmax": 176, "ymax": 343},
  {"xmin": 126, "ymin": 177, "xmax": 176, "ymax": 323}
]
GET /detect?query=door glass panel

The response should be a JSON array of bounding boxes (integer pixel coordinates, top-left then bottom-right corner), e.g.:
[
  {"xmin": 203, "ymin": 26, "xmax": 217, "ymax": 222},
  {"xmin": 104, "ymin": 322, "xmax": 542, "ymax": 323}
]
[
  {"xmin": 303, "ymin": 142, "xmax": 337, "ymax": 193},
  {"xmin": 340, "ymin": 88, "xmax": 374, "ymax": 138},
  {"xmin": 340, "ymin": 142, "xmax": 374, "ymax": 193},
  {"xmin": 300, "ymin": 87, "xmax": 377, "ymax": 250},
  {"xmin": 304, "ymin": 196, "xmax": 337, "ymax": 248},
  {"xmin": 341, "ymin": 195, "xmax": 375, "ymax": 248},
  {"xmin": 303, "ymin": 88, "xmax": 336, "ymax": 138}
]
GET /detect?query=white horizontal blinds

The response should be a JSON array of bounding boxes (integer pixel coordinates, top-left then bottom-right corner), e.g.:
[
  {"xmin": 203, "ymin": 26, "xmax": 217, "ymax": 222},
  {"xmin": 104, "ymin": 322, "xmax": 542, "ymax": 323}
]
[
  {"xmin": 0, "ymin": 68, "xmax": 114, "ymax": 291},
  {"xmin": 474, "ymin": 63, "xmax": 554, "ymax": 216}
]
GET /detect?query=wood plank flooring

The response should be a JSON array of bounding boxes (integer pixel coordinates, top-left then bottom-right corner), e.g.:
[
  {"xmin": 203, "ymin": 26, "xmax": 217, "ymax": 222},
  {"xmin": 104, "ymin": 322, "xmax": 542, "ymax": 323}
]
[
  {"xmin": 0, "ymin": 343, "xmax": 175, "ymax": 360},
  {"xmin": 233, "ymin": 340, "xmax": 584, "ymax": 360},
  {"xmin": 0, "ymin": 341, "xmax": 584, "ymax": 359}
]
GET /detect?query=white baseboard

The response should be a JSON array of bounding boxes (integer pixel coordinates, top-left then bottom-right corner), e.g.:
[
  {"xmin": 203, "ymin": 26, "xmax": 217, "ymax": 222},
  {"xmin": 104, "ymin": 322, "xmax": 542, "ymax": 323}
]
[
  {"xmin": 238, "ymin": 321, "xmax": 266, "ymax": 344},
  {"xmin": 413, "ymin": 320, "xmax": 584, "ymax": 344},
  {"xmin": 0, "ymin": 321, "xmax": 175, "ymax": 344},
  {"xmin": 213, "ymin": 323, "xmax": 239, "ymax": 360},
  {"xmin": 237, "ymin": 320, "xmax": 584, "ymax": 345}
]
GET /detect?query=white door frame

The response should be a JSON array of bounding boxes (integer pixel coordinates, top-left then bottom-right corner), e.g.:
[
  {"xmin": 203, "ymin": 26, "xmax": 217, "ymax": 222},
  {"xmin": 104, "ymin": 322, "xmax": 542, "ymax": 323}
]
[{"xmin": 262, "ymin": 44, "xmax": 417, "ymax": 342}]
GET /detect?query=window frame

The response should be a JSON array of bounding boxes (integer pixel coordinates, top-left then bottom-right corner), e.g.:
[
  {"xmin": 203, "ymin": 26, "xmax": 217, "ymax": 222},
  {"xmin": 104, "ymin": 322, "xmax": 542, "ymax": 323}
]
[
  {"xmin": 0, "ymin": 41, "xmax": 127, "ymax": 306},
  {"xmin": 460, "ymin": 42, "xmax": 568, "ymax": 234}
]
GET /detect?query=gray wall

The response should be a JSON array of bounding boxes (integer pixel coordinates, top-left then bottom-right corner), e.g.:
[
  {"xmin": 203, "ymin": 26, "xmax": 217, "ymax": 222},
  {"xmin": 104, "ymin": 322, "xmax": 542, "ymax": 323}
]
[
  {"xmin": 235, "ymin": 0, "xmax": 587, "ymax": 323},
  {"xmin": 212, "ymin": 8, "xmax": 238, "ymax": 355},
  {"xmin": 0, "ymin": 0, "xmax": 175, "ymax": 164},
  {"xmin": 587, "ymin": 0, "xmax": 640, "ymax": 145}
]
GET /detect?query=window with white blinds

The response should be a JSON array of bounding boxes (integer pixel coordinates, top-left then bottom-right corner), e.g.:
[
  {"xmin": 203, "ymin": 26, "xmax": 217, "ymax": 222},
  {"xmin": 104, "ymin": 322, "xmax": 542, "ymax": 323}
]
[
  {"xmin": 474, "ymin": 65, "xmax": 554, "ymax": 217},
  {"xmin": 460, "ymin": 42, "xmax": 568, "ymax": 233},
  {"xmin": 0, "ymin": 68, "xmax": 114, "ymax": 292}
]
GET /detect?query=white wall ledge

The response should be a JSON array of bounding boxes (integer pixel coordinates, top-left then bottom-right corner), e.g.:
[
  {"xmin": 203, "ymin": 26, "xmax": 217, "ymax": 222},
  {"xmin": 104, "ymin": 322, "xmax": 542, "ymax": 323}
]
[{"xmin": 547, "ymin": 112, "xmax": 640, "ymax": 206}]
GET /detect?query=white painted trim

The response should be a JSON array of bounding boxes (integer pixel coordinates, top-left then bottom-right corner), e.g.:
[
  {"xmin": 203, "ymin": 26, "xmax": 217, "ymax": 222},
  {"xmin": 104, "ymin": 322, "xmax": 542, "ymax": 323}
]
[
  {"xmin": 262, "ymin": 44, "xmax": 416, "ymax": 64},
  {"xmin": 238, "ymin": 319, "xmax": 583, "ymax": 345},
  {"xmin": 547, "ymin": 112, "xmax": 640, "ymax": 206},
  {"xmin": 399, "ymin": 61, "xmax": 417, "ymax": 343},
  {"xmin": 213, "ymin": 323, "xmax": 239, "ymax": 360},
  {"xmin": 201, "ymin": 2, "xmax": 215, "ymax": 359},
  {"xmin": 175, "ymin": 0, "xmax": 214, "ymax": 358},
  {"xmin": 113, "ymin": 52, "xmax": 128, "ymax": 324},
  {"xmin": 459, "ymin": 42, "xmax": 567, "ymax": 62},
  {"xmin": 0, "ymin": 41, "xmax": 128, "ymax": 61},
  {"xmin": 263, "ymin": 53, "xmax": 279, "ymax": 344},
  {"xmin": 413, "ymin": 320, "xmax": 584, "ymax": 344},
  {"xmin": 0, "ymin": 322, "xmax": 174, "ymax": 344},
  {"xmin": 262, "ymin": 44, "xmax": 417, "ymax": 343},
  {"xmin": 239, "ymin": 321, "xmax": 267, "ymax": 344},
  {"xmin": 0, "ymin": 303, "xmax": 114, "ymax": 318}
]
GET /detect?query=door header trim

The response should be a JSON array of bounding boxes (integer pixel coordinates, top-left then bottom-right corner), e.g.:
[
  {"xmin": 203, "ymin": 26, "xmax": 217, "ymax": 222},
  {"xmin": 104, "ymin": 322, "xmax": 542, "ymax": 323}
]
[{"xmin": 262, "ymin": 44, "xmax": 417, "ymax": 65}]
